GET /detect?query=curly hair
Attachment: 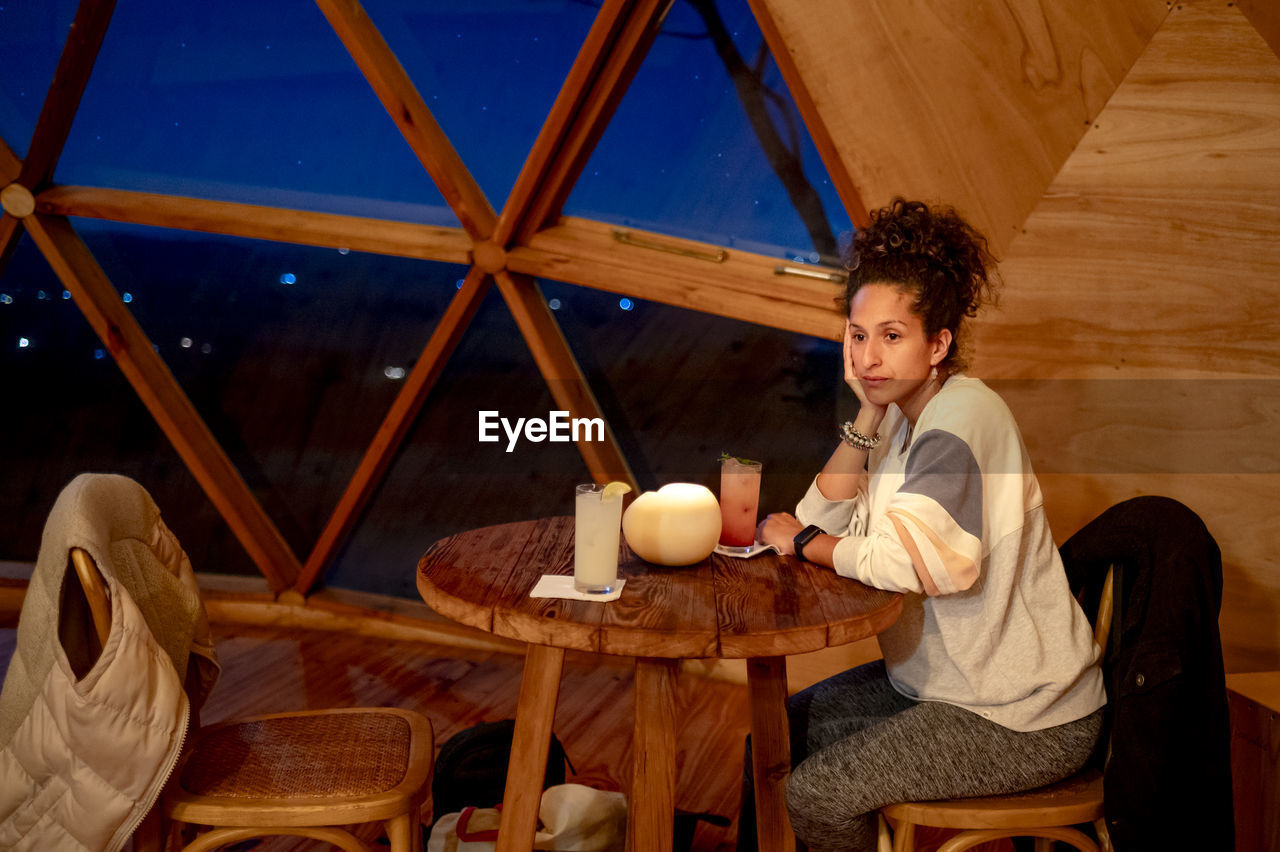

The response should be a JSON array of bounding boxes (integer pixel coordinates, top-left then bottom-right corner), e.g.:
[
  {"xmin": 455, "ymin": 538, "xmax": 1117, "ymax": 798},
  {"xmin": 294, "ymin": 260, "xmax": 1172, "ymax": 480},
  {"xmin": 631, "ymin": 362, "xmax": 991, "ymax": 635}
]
[{"xmin": 844, "ymin": 198, "xmax": 999, "ymax": 372}]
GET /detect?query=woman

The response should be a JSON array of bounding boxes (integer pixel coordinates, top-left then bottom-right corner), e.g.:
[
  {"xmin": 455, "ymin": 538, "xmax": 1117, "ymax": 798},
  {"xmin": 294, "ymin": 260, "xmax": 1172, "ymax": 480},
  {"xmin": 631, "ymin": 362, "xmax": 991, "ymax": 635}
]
[{"xmin": 755, "ymin": 199, "xmax": 1105, "ymax": 850}]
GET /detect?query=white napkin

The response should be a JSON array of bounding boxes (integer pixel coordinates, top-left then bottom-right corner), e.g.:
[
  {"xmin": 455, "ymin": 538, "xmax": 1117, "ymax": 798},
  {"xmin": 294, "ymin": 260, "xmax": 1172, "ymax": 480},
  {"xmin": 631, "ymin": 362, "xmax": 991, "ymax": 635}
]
[
  {"xmin": 714, "ymin": 542, "xmax": 780, "ymax": 558},
  {"xmin": 529, "ymin": 574, "xmax": 626, "ymax": 602}
]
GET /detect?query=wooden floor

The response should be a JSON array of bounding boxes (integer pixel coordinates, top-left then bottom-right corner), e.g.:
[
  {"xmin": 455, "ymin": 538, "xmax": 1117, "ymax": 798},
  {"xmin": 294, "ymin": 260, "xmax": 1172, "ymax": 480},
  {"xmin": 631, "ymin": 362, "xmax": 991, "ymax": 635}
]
[{"xmin": 1, "ymin": 623, "xmax": 751, "ymax": 850}]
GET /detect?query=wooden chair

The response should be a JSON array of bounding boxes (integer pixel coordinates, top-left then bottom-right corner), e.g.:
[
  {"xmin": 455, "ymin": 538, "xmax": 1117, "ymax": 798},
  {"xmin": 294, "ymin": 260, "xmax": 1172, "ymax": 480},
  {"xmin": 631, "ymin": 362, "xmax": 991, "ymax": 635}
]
[
  {"xmin": 877, "ymin": 567, "xmax": 1116, "ymax": 852},
  {"xmin": 69, "ymin": 547, "xmax": 434, "ymax": 852}
]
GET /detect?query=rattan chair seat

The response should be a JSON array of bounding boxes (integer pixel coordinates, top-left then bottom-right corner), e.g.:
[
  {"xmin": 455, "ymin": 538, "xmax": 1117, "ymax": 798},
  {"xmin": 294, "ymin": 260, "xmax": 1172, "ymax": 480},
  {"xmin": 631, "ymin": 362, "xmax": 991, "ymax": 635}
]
[{"xmin": 180, "ymin": 710, "xmax": 412, "ymax": 799}]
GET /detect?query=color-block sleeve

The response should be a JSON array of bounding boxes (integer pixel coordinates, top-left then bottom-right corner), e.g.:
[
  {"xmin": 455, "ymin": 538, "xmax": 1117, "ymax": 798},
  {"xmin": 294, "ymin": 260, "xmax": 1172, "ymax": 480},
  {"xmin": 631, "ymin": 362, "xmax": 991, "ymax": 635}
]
[
  {"xmin": 796, "ymin": 476, "xmax": 868, "ymax": 536},
  {"xmin": 883, "ymin": 429, "xmax": 984, "ymax": 596},
  {"xmin": 796, "ymin": 477, "xmax": 926, "ymax": 593},
  {"xmin": 797, "ymin": 429, "xmax": 986, "ymax": 596}
]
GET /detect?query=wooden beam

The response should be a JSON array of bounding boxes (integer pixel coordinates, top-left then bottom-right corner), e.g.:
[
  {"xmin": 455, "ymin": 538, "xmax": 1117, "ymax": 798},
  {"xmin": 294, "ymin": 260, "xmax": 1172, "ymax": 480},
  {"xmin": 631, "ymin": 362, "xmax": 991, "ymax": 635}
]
[
  {"xmin": 744, "ymin": 0, "xmax": 869, "ymax": 228},
  {"xmin": 313, "ymin": 0, "xmax": 497, "ymax": 239},
  {"xmin": 494, "ymin": 0, "xmax": 640, "ymax": 246},
  {"xmin": 202, "ymin": 584, "xmax": 528, "ymax": 656},
  {"xmin": 37, "ymin": 185, "xmax": 472, "ymax": 264},
  {"xmin": 493, "ymin": 269, "xmax": 638, "ymax": 491},
  {"xmin": 0, "ymin": 135, "xmax": 20, "ymax": 184},
  {"xmin": 0, "ymin": 215, "xmax": 23, "ymax": 282},
  {"xmin": 508, "ymin": 217, "xmax": 846, "ymax": 339},
  {"xmin": 511, "ymin": 0, "xmax": 673, "ymax": 244},
  {"xmin": 22, "ymin": 214, "xmax": 303, "ymax": 592},
  {"xmin": 294, "ymin": 266, "xmax": 493, "ymax": 595},
  {"xmin": 19, "ymin": 0, "xmax": 117, "ymax": 190}
]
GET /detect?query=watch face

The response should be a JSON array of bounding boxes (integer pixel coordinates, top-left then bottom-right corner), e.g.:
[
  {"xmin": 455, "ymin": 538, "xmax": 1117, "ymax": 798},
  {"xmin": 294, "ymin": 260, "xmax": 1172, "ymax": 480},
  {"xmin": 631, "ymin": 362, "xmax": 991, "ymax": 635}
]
[{"xmin": 795, "ymin": 525, "xmax": 820, "ymax": 560}]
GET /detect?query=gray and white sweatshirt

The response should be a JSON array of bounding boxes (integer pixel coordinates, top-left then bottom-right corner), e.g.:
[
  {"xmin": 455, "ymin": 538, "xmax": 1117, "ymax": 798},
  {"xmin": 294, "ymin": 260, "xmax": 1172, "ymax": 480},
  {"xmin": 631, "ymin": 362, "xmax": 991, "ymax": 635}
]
[{"xmin": 797, "ymin": 375, "xmax": 1105, "ymax": 732}]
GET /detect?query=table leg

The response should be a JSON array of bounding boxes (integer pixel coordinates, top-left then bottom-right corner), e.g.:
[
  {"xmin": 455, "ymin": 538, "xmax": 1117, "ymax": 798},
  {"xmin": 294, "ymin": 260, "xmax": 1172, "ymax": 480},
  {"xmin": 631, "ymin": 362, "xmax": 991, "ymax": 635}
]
[
  {"xmin": 629, "ymin": 657, "xmax": 679, "ymax": 852},
  {"xmin": 497, "ymin": 643, "xmax": 566, "ymax": 852},
  {"xmin": 748, "ymin": 656, "xmax": 795, "ymax": 852}
]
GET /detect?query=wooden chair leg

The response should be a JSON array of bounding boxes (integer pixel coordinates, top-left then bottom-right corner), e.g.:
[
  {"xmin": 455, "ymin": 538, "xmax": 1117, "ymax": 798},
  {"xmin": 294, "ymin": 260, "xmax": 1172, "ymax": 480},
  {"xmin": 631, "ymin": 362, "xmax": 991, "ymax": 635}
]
[
  {"xmin": 1095, "ymin": 818, "xmax": 1114, "ymax": 852},
  {"xmin": 385, "ymin": 808, "xmax": 419, "ymax": 852},
  {"xmin": 876, "ymin": 813, "xmax": 894, "ymax": 852},
  {"xmin": 892, "ymin": 819, "xmax": 915, "ymax": 852}
]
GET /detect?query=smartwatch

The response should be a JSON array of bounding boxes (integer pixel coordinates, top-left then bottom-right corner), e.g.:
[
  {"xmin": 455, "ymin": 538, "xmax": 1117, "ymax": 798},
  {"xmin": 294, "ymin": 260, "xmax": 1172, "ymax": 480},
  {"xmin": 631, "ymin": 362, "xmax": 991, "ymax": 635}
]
[{"xmin": 792, "ymin": 524, "xmax": 823, "ymax": 562}]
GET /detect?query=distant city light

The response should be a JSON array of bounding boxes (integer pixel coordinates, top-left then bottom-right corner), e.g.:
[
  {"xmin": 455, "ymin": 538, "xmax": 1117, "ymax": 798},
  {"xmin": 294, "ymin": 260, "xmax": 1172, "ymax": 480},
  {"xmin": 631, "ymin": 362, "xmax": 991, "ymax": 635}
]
[
  {"xmin": 455, "ymin": 279, "xmax": 464, "ymax": 290},
  {"xmin": 62, "ymin": 290, "xmax": 71, "ymax": 300},
  {"xmin": 548, "ymin": 298, "xmax": 562, "ymax": 310},
  {"xmin": 618, "ymin": 298, "xmax": 634, "ymax": 311},
  {"xmin": 384, "ymin": 366, "xmax": 406, "ymax": 380},
  {"xmin": 338, "ymin": 247, "xmax": 350, "ymax": 255},
  {"xmin": 180, "ymin": 337, "xmax": 193, "ymax": 348},
  {"xmin": 38, "ymin": 290, "xmax": 48, "ymax": 300},
  {"xmin": 18, "ymin": 337, "xmax": 30, "ymax": 348},
  {"xmin": 280, "ymin": 273, "xmax": 296, "ymax": 285},
  {"xmin": 122, "ymin": 292, "xmax": 133, "ymax": 303},
  {"xmin": 0, "ymin": 294, "xmax": 12, "ymax": 305},
  {"xmin": 200, "ymin": 343, "xmax": 212, "ymax": 354},
  {"xmin": 94, "ymin": 349, "xmax": 105, "ymax": 360}
]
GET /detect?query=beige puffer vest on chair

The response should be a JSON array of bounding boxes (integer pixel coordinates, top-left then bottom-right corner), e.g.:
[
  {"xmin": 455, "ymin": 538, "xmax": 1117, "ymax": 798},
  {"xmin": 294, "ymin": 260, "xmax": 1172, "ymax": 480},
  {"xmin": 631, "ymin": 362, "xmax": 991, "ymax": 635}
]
[{"xmin": 0, "ymin": 474, "xmax": 219, "ymax": 851}]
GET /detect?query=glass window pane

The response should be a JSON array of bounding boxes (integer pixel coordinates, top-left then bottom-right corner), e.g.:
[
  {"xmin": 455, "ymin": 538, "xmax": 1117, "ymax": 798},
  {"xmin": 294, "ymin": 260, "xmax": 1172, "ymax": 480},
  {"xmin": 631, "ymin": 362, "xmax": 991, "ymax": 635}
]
[
  {"xmin": 56, "ymin": 1, "xmax": 451, "ymax": 223},
  {"xmin": 565, "ymin": 0, "xmax": 852, "ymax": 264},
  {"xmin": 0, "ymin": 219, "xmax": 475, "ymax": 579},
  {"xmin": 0, "ymin": 229, "xmax": 226, "ymax": 568},
  {"xmin": 539, "ymin": 279, "xmax": 847, "ymax": 508},
  {"xmin": 334, "ymin": 287, "xmax": 592, "ymax": 598},
  {"xmin": 0, "ymin": 3, "xmax": 80, "ymax": 160},
  {"xmin": 362, "ymin": 0, "xmax": 599, "ymax": 208},
  {"xmin": 333, "ymin": 277, "xmax": 846, "ymax": 600}
]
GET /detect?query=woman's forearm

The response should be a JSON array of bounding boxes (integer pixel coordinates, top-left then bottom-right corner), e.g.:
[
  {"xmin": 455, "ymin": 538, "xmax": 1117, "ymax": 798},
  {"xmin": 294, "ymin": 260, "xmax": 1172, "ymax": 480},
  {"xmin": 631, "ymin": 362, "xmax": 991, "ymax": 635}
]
[{"xmin": 815, "ymin": 409, "xmax": 883, "ymax": 500}]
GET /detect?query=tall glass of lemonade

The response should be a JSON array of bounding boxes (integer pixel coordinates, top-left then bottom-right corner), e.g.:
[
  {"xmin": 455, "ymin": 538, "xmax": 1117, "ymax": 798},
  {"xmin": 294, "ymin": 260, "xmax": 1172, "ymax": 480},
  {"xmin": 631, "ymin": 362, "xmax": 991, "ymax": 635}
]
[
  {"xmin": 718, "ymin": 456, "xmax": 762, "ymax": 555},
  {"xmin": 574, "ymin": 483, "xmax": 626, "ymax": 594}
]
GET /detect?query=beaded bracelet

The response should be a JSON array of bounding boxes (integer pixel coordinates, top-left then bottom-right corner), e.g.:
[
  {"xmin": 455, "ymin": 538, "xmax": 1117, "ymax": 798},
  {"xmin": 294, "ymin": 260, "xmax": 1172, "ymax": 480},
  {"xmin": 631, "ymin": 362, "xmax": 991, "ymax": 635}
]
[{"xmin": 840, "ymin": 420, "xmax": 881, "ymax": 450}]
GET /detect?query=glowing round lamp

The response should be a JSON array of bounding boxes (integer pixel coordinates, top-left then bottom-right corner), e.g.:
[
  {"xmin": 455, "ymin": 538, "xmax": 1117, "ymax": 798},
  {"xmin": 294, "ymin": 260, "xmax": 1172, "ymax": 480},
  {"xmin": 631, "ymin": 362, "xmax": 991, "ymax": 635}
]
[{"xmin": 622, "ymin": 483, "xmax": 722, "ymax": 567}]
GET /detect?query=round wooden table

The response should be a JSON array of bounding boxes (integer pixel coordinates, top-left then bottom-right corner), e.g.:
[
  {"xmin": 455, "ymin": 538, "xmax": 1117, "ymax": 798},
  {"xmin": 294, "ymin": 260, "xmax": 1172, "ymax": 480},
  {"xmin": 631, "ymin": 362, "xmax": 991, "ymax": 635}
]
[{"xmin": 418, "ymin": 516, "xmax": 902, "ymax": 852}]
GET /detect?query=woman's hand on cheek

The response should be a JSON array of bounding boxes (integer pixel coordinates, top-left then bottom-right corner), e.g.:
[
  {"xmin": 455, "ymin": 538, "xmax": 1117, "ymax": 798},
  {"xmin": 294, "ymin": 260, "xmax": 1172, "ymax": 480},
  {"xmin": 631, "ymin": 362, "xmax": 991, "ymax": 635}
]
[
  {"xmin": 757, "ymin": 512, "xmax": 804, "ymax": 555},
  {"xmin": 844, "ymin": 320, "xmax": 888, "ymax": 422}
]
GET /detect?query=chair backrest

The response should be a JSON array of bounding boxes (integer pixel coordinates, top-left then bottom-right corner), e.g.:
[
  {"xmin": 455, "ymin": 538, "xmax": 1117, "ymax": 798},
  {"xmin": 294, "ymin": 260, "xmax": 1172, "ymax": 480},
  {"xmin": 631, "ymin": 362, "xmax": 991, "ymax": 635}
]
[
  {"xmin": 70, "ymin": 548, "xmax": 111, "ymax": 648},
  {"xmin": 1093, "ymin": 565, "xmax": 1115, "ymax": 654}
]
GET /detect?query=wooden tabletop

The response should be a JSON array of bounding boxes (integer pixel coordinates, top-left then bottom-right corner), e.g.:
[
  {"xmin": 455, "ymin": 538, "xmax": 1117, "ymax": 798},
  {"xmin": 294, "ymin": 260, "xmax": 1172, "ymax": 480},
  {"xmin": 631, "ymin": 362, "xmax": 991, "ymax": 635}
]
[{"xmin": 417, "ymin": 516, "xmax": 902, "ymax": 660}]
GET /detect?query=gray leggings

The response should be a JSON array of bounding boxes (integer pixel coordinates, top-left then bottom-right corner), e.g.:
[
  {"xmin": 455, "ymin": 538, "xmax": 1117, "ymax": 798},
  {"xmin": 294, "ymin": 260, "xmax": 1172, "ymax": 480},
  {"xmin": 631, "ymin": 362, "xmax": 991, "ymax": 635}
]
[{"xmin": 772, "ymin": 660, "xmax": 1103, "ymax": 851}]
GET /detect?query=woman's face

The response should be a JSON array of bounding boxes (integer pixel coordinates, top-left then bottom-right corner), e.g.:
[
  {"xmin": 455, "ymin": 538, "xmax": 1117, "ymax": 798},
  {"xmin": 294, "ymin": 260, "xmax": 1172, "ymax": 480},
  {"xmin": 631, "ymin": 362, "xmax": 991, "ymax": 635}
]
[{"xmin": 847, "ymin": 282, "xmax": 950, "ymax": 410}]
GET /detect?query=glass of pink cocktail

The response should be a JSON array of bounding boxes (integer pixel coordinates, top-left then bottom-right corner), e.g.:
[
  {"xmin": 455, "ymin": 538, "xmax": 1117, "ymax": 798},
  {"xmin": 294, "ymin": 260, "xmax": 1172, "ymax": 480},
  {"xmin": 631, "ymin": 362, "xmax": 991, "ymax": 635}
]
[{"xmin": 718, "ymin": 455, "xmax": 762, "ymax": 555}]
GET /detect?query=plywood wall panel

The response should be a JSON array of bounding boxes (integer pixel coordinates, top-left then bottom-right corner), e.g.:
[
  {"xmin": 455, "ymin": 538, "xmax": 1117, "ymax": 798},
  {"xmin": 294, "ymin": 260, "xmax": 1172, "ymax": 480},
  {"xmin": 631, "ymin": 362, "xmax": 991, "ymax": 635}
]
[
  {"xmin": 973, "ymin": 2, "xmax": 1280, "ymax": 671},
  {"xmin": 1239, "ymin": 0, "xmax": 1280, "ymax": 62},
  {"xmin": 750, "ymin": 0, "xmax": 1168, "ymax": 252},
  {"xmin": 976, "ymin": 3, "xmax": 1280, "ymax": 377}
]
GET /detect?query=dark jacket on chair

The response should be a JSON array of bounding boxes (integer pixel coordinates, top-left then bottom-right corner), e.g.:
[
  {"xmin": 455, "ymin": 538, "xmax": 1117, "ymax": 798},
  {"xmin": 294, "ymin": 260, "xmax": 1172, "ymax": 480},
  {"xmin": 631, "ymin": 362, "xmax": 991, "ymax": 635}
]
[{"xmin": 1060, "ymin": 495, "xmax": 1233, "ymax": 852}]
